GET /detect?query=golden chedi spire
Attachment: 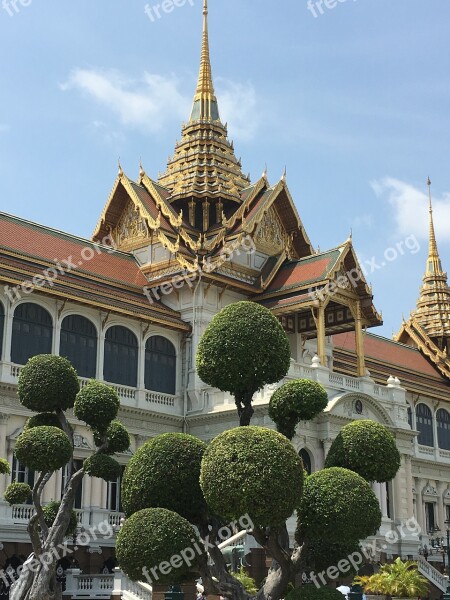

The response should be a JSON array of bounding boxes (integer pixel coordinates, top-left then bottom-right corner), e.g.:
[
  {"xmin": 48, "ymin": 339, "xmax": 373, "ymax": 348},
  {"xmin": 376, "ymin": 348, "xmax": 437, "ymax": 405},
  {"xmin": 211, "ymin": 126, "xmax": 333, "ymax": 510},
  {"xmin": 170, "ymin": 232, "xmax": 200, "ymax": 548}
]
[
  {"xmin": 413, "ymin": 178, "xmax": 450, "ymax": 349},
  {"xmin": 158, "ymin": 0, "xmax": 250, "ymax": 231}
]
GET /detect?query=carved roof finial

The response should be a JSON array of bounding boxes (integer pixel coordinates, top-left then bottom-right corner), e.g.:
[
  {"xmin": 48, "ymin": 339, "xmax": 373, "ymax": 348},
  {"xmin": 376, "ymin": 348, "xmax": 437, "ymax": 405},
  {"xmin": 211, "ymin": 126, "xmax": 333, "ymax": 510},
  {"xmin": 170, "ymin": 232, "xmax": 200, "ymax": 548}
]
[{"xmin": 118, "ymin": 159, "xmax": 123, "ymax": 177}]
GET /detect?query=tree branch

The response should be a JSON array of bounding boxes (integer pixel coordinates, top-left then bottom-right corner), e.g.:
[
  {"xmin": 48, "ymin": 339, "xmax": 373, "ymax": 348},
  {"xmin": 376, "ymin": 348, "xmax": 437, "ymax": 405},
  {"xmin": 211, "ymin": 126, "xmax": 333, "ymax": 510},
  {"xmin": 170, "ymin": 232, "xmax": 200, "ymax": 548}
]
[
  {"xmin": 33, "ymin": 471, "xmax": 50, "ymax": 540},
  {"xmin": 46, "ymin": 467, "xmax": 84, "ymax": 550},
  {"xmin": 27, "ymin": 514, "xmax": 43, "ymax": 557}
]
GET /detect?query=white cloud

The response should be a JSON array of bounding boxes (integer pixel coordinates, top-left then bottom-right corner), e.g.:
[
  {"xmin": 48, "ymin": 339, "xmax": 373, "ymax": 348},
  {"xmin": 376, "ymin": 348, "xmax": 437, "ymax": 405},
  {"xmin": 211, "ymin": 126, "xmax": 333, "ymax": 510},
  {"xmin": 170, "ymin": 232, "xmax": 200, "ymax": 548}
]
[
  {"xmin": 60, "ymin": 68, "xmax": 259, "ymax": 142},
  {"xmin": 216, "ymin": 78, "xmax": 260, "ymax": 142},
  {"xmin": 60, "ymin": 69, "xmax": 189, "ymax": 133},
  {"xmin": 371, "ymin": 177, "xmax": 450, "ymax": 243}
]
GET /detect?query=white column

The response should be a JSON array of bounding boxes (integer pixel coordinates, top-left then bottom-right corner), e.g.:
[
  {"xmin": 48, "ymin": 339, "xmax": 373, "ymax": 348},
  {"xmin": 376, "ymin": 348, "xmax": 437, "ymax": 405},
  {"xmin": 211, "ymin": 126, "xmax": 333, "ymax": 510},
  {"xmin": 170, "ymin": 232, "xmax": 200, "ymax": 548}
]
[
  {"xmin": 83, "ymin": 472, "xmax": 92, "ymax": 508},
  {"xmin": 91, "ymin": 477, "xmax": 102, "ymax": 508},
  {"xmin": 3, "ymin": 310, "xmax": 14, "ymax": 363},
  {"xmin": 437, "ymin": 482, "xmax": 446, "ymax": 531},
  {"xmin": 53, "ymin": 317, "xmax": 61, "ymax": 356},
  {"xmin": 97, "ymin": 330, "xmax": 105, "ymax": 381},
  {"xmin": 405, "ymin": 456, "xmax": 414, "ymax": 518},
  {"xmin": 138, "ymin": 335, "xmax": 146, "ymax": 391},
  {"xmin": 381, "ymin": 483, "xmax": 389, "ymax": 518}
]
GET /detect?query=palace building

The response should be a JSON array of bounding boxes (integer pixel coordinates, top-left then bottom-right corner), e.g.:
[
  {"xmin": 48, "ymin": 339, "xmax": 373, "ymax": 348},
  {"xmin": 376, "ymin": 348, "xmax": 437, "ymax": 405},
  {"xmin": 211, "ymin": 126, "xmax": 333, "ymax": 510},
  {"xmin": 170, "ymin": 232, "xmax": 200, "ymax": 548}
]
[{"xmin": 0, "ymin": 0, "xmax": 449, "ymax": 595}]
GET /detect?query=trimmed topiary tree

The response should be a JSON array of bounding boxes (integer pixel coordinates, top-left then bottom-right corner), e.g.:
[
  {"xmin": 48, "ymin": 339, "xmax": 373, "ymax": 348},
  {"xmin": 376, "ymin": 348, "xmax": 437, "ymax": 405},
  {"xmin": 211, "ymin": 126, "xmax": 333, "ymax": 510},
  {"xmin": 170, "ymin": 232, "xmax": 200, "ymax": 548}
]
[
  {"xmin": 17, "ymin": 354, "xmax": 79, "ymax": 412},
  {"xmin": 74, "ymin": 380, "xmax": 120, "ymax": 431},
  {"xmin": 286, "ymin": 585, "xmax": 347, "ymax": 600},
  {"xmin": 116, "ymin": 508, "xmax": 204, "ymax": 583},
  {"xmin": 269, "ymin": 379, "xmax": 329, "ymax": 440},
  {"xmin": 5, "ymin": 355, "xmax": 129, "ymax": 600},
  {"xmin": 122, "ymin": 433, "xmax": 207, "ymax": 523},
  {"xmin": 0, "ymin": 457, "xmax": 10, "ymax": 475},
  {"xmin": 4, "ymin": 482, "xmax": 32, "ymax": 505},
  {"xmin": 83, "ymin": 454, "xmax": 122, "ymax": 482},
  {"xmin": 14, "ymin": 426, "xmax": 73, "ymax": 472},
  {"xmin": 196, "ymin": 301, "xmax": 291, "ymax": 425},
  {"xmin": 200, "ymin": 426, "xmax": 303, "ymax": 528},
  {"xmin": 324, "ymin": 420, "xmax": 401, "ymax": 482}
]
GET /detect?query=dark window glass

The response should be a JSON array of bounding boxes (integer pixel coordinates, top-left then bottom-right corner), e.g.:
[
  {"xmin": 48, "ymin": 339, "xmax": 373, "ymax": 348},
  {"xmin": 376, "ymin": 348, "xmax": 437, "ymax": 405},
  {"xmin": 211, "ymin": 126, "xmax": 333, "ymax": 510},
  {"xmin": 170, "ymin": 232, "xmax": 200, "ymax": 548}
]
[
  {"xmin": 104, "ymin": 326, "xmax": 138, "ymax": 387},
  {"xmin": 11, "ymin": 456, "xmax": 35, "ymax": 504},
  {"xmin": 425, "ymin": 502, "xmax": 436, "ymax": 533},
  {"xmin": 11, "ymin": 303, "xmax": 52, "ymax": 365},
  {"xmin": 407, "ymin": 406, "xmax": 413, "ymax": 428},
  {"xmin": 60, "ymin": 315, "xmax": 97, "ymax": 378},
  {"xmin": 386, "ymin": 482, "xmax": 391, "ymax": 519},
  {"xmin": 437, "ymin": 409, "xmax": 450, "ymax": 451},
  {"xmin": 299, "ymin": 449, "xmax": 312, "ymax": 475},
  {"xmin": 0, "ymin": 301, "xmax": 4, "ymax": 360},
  {"xmin": 145, "ymin": 336, "xmax": 176, "ymax": 395},
  {"xmin": 107, "ymin": 466, "xmax": 125, "ymax": 513},
  {"xmin": 416, "ymin": 404, "xmax": 434, "ymax": 447}
]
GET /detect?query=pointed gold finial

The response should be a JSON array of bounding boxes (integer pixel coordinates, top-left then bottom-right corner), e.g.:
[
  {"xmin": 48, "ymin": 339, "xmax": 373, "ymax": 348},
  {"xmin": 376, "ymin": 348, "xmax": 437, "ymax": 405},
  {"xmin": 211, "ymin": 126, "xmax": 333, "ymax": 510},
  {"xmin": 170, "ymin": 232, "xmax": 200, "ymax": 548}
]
[
  {"xmin": 262, "ymin": 164, "xmax": 268, "ymax": 178},
  {"xmin": 426, "ymin": 176, "xmax": 441, "ymax": 272},
  {"xmin": 139, "ymin": 160, "xmax": 145, "ymax": 179},
  {"xmin": 118, "ymin": 159, "xmax": 123, "ymax": 177},
  {"xmin": 189, "ymin": 0, "xmax": 220, "ymax": 122},
  {"xmin": 281, "ymin": 166, "xmax": 287, "ymax": 181}
]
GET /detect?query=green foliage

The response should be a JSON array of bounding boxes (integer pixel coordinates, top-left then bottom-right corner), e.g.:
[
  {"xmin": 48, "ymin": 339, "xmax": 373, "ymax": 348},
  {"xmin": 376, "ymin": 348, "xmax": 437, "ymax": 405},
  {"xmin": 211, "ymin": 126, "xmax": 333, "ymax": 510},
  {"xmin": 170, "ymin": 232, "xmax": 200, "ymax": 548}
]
[
  {"xmin": 269, "ymin": 379, "xmax": 328, "ymax": 439},
  {"xmin": 299, "ymin": 538, "xmax": 361, "ymax": 575},
  {"xmin": 356, "ymin": 558, "xmax": 429, "ymax": 598},
  {"xmin": 43, "ymin": 501, "xmax": 78, "ymax": 537},
  {"xmin": 0, "ymin": 457, "xmax": 10, "ymax": 475},
  {"xmin": 325, "ymin": 420, "xmax": 401, "ymax": 482},
  {"xmin": 196, "ymin": 301, "xmax": 291, "ymax": 398},
  {"xmin": 122, "ymin": 433, "xmax": 207, "ymax": 522},
  {"xmin": 74, "ymin": 381, "xmax": 119, "ymax": 430},
  {"xmin": 4, "ymin": 482, "xmax": 32, "ymax": 505},
  {"xmin": 286, "ymin": 585, "xmax": 346, "ymax": 600},
  {"xmin": 84, "ymin": 454, "xmax": 121, "ymax": 482},
  {"xmin": 18, "ymin": 354, "xmax": 80, "ymax": 412},
  {"xmin": 200, "ymin": 426, "xmax": 303, "ymax": 527},
  {"xmin": 93, "ymin": 420, "xmax": 130, "ymax": 454},
  {"xmin": 14, "ymin": 426, "xmax": 72, "ymax": 472},
  {"xmin": 25, "ymin": 412, "xmax": 63, "ymax": 430},
  {"xmin": 116, "ymin": 508, "xmax": 203, "ymax": 583},
  {"xmin": 297, "ymin": 467, "xmax": 381, "ymax": 545},
  {"xmin": 231, "ymin": 567, "xmax": 258, "ymax": 595}
]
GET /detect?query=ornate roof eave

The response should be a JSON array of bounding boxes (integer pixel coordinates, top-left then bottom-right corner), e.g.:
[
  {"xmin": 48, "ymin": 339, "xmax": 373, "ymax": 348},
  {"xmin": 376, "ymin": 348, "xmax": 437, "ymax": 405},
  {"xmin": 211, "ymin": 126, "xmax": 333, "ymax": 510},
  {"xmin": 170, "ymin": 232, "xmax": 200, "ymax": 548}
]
[
  {"xmin": 223, "ymin": 176, "xmax": 269, "ymax": 230},
  {"xmin": 397, "ymin": 317, "xmax": 450, "ymax": 380},
  {"xmin": 140, "ymin": 171, "xmax": 185, "ymax": 229}
]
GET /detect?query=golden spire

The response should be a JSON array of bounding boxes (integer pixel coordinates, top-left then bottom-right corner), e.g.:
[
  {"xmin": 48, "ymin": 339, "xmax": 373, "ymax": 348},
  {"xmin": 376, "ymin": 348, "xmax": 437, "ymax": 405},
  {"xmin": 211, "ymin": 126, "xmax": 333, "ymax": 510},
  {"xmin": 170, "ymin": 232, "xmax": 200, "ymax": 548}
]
[
  {"xmin": 190, "ymin": 0, "xmax": 220, "ymax": 121},
  {"xmin": 411, "ymin": 177, "xmax": 450, "ymax": 348}
]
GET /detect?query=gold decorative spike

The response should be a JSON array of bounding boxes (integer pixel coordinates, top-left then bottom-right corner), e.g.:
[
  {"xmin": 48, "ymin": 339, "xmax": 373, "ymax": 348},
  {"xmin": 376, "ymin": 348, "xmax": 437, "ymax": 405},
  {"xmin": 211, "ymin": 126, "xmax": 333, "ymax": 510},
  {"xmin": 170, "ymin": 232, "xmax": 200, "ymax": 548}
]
[{"xmin": 118, "ymin": 160, "xmax": 124, "ymax": 177}]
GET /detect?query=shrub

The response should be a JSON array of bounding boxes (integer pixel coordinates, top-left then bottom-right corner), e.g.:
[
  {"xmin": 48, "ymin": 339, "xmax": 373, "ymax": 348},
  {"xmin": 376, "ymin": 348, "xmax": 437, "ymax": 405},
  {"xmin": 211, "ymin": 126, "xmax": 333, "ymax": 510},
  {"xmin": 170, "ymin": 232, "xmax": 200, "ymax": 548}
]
[
  {"xmin": 83, "ymin": 454, "xmax": 122, "ymax": 482},
  {"xmin": 18, "ymin": 355, "xmax": 80, "ymax": 412},
  {"xmin": 4, "ymin": 482, "xmax": 32, "ymax": 505},
  {"xmin": 298, "ymin": 467, "xmax": 381, "ymax": 545},
  {"xmin": 25, "ymin": 413, "xmax": 63, "ymax": 430},
  {"xmin": 116, "ymin": 508, "xmax": 203, "ymax": 582},
  {"xmin": 93, "ymin": 420, "xmax": 130, "ymax": 454},
  {"xmin": 43, "ymin": 501, "xmax": 78, "ymax": 536},
  {"xmin": 286, "ymin": 585, "xmax": 346, "ymax": 600},
  {"xmin": 200, "ymin": 426, "xmax": 303, "ymax": 527},
  {"xmin": 0, "ymin": 458, "xmax": 10, "ymax": 475},
  {"xmin": 231, "ymin": 567, "xmax": 258, "ymax": 595},
  {"xmin": 122, "ymin": 433, "xmax": 207, "ymax": 522},
  {"xmin": 325, "ymin": 420, "xmax": 401, "ymax": 482},
  {"xmin": 74, "ymin": 381, "xmax": 119, "ymax": 430},
  {"xmin": 269, "ymin": 379, "xmax": 328, "ymax": 439},
  {"xmin": 14, "ymin": 426, "xmax": 72, "ymax": 472},
  {"xmin": 196, "ymin": 302, "xmax": 291, "ymax": 420}
]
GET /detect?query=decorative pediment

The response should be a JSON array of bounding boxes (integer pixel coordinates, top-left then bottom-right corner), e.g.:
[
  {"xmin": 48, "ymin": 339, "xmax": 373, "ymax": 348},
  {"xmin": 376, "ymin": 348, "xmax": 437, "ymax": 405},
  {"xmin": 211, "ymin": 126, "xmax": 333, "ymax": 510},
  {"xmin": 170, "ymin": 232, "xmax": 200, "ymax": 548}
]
[
  {"xmin": 422, "ymin": 482, "xmax": 438, "ymax": 497},
  {"xmin": 254, "ymin": 207, "xmax": 287, "ymax": 256},
  {"xmin": 74, "ymin": 434, "xmax": 92, "ymax": 450},
  {"xmin": 111, "ymin": 201, "xmax": 151, "ymax": 250}
]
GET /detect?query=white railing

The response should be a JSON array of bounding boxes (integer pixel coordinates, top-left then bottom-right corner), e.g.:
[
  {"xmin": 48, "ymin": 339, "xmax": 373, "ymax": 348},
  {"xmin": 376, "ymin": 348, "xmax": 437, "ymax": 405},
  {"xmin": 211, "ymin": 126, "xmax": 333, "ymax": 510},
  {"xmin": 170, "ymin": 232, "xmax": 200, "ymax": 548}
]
[
  {"xmin": 113, "ymin": 568, "xmax": 152, "ymax": 600},
  {"xmin": 10, "ymin": 364, "xmax": 22, "ymax": 378},
  {"xmin": 108, "ymin": 511, "xmax": 125, "ymax": 527},
  {"xmin": 12, "ymin": 504, "xmax": 34, "ymax": 522},
  {"xmin": 145, "ymin": 391, "xmax": 176, "ymax": 407},
  {"xmin": 417, "ymin": 555, "xmax": 448, "ymax": 592},
  {"xmin": 64, "ymin": 570, "xmax": 114, "ymax": 598}
]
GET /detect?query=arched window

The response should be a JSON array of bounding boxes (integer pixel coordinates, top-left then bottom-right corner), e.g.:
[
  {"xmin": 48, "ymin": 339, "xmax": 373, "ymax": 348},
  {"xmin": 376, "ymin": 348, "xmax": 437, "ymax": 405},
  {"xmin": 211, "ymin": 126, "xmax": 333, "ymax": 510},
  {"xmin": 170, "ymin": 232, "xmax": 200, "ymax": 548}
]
[
  {"xmin": 0, "ymin": 301, "xmax": 4, "ymax": 360},
  {"xmin": 104, "ymin": 326, "xmax": 138, "ymax": 388},
  {"xmin": 299, "ymin": 448, "xmax": 312, "ymax": 475},
  {"xmin": 145, "ymin": 336, "xmax": 176, "ymax": 395},
  {"xmin": 416, "ymin": 404, "xmax": 434, "ymax": 447},
  {"xmin": 437, "ymin": 409, "xmax": 450, "ymax": 451},
  {"xmin": 11, "ymin": 303, "xmax": 52, "ymax": 365},
  {"xmin": 60, "ymin": 315, "xmax": 97, "ymax": 378}
]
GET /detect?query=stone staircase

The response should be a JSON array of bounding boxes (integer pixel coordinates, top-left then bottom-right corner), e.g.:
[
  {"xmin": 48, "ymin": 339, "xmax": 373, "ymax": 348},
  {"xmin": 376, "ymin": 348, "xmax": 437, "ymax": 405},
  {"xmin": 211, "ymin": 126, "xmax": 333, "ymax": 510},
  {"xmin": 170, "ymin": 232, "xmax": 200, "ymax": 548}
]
[
  {"xmin": 63, "ymin": 568, "xmax": 152, "ymax": 600},
  {"xmin": 417, "ymin": 556, "xmax": 448, "ymax": 593}
]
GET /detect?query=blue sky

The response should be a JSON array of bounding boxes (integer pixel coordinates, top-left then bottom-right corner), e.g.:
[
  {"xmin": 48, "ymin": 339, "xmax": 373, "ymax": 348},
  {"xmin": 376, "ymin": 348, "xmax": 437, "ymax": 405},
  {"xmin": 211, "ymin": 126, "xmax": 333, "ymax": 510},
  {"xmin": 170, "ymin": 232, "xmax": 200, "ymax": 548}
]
[{"xmin": 1, "ymin": 0, "xmax": 449, "ymax": 340}]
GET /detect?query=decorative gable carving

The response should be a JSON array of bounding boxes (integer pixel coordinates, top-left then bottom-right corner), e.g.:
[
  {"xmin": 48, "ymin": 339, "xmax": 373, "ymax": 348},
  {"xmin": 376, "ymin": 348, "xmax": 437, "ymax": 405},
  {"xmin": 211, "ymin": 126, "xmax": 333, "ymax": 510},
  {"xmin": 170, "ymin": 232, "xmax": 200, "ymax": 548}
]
[
  {"xmin": 112, "ymin": 201, "xmax": 150, "ymax": 250},
  {"xmin": 254, "ymin": 208, "xmax": 287, "ymax": 256}
]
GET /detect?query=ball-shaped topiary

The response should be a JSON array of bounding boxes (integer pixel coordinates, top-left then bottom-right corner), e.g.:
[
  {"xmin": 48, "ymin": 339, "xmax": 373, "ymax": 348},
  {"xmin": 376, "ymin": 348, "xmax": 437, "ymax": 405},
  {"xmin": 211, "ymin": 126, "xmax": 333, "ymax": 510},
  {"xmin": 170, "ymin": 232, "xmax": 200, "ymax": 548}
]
[
  {"xmin": 18, "ymin": 355, "xmax": 80, "ymax": 412},
  {"xmin": 122, "ymin": 433, "xmax": 207, "ymax": 522},
  {"xmin": 297, "ymin": 537, "xmax": 362, "ymax": 574},
  {"xmin": 93, "ymin": 420, "xmax": 130, "ymax": 454},
  {"xmin": 116, "ymin": 508, "xmax": 203, "ymax": 583},
  {"xmin": 325, "ymin": 420, "xmax": 401, "ymax": 482},
  {"xmin": 25, "ymin": 412, "xmax": 63, "ymax": 430},
  {"xmin": 200, "ymin": 426, "xmax": 303, "ymax": 527},
  {"xmin": 0, "ymin": 457, "xmax": 10, "ymax": 475},
  {"xmin": 298, "ymin": 467, "xmax": 381, "ymax": 545},
  {"xmin": 83, "ymin": 454, "xmax": 122, "ymax": 482},
  {"xmin": 14, "ymin": 426, "xmax": 72, "ymax": 472},
  {"xmin": 74, "ymin": 381, "xmax": 119, "ymax": 430},
  {"xmin": 286, "ymin": 585, "xmax": 347, "ymax": 600},
  {"xmin": 4, "ymin": 482, "xmax": 32, "ymax": 505},
  {"xmin": 43, "ymin": 501, "xmax": 78, "ymax": 536},
  {"xmin": 269, "ymin": 379, "xmax": 328, "ymax": 440},
  {"xmin": 196, "ymin": 302, "xmax": 291, "ymax": 416}
]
